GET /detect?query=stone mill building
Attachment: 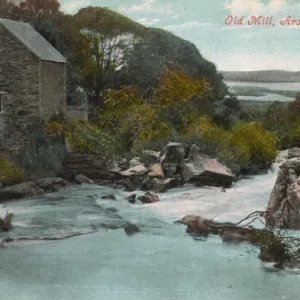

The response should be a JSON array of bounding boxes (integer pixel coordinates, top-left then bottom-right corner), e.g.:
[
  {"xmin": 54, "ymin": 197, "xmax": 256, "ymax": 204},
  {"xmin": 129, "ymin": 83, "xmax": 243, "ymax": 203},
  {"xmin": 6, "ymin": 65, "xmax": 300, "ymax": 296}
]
[{"xmin": 0, "ymin": 18, "xmax": 67, "ymax": 152}]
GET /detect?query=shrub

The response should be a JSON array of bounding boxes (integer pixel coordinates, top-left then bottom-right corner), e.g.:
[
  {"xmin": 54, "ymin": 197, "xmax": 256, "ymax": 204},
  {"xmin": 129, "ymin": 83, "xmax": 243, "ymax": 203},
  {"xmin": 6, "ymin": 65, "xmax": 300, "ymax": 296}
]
[
  {"xmin": 182, "ymin": 116, "xmax": 227, "ymax": 155},
  {"xmin": 46, "ymin": 120, "xmax": 121, "ymax": 168},
  {"xmin": 0, "ymin": 154, "xmax": 24, "ymax": 184},
  {"xmin": 0, "ymin": 211, "xmax": 14, "ymax": 232},
  {"xmin": 225, "ymin": 122, "xmax": 278, "ymax": 167},
  {"xmin": 153, "ymin": 70, "xmax": 212, "ymax": 106}
]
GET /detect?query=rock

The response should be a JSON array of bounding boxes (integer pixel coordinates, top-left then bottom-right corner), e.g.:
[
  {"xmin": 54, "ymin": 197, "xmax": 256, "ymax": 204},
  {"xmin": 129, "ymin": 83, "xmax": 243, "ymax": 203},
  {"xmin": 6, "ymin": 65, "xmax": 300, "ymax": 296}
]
[
  {"xmin": 130, "ymin": 158, "xmax": 141, "ymax": 168},
  {"xmin": 35, "ymin": 177, "xmax": 71, "ymax": 192},
  {"xmin": 160, "ymin": 142, "xmax": 185, "ymax": 165},
  {"xmin": 266, "ymin": 156, "xmax": 300, "ymax": 229},
  {"xmin": 162, "ymin": 163, "xmax": 178, "ymax": 178},
  {"xmin": 118, "ymin": 158, "xmax": 130, "ymax": 170},
  {"xmin": 148, "ymin": 163, "xmax": 164, "ymax": 178},
  {"xmin": 137, "ymin": 192, "xmax": 160, "ymax": 204},
  {"xmin": 140, "ymin": 177, "xmax": 153, "ymax": 191},
  {"xmin": 62, "ymin": 154, "xmax": 121, "ymax": 183},
  {"xmin": 75, "ymin": 174, "xmax": 94, "ymax": 185},
  {"xmin": 105, "ymin": 207, "xmax": 118, "ymax": 213},
  {"xmin": 127, "ymin": 194, "xmax": 136, "ymax": 204},
  {"xmin": 188, "ymin": 144, "xmax": 200, "ymax": 159},
  {"xmin": 101, "ymin": 194, "xmax": 116, "ymax": 200},
  {"xmin": 152, "ymin": 178, "xmax": 182, "ymax": 193},
  {"xmin": 288, "ymin": 148, "xmax": 300, "ymax": 159},
  {"xmin": 179, "ymin": 215, "xmax": 213, "ymax": 236},
  {"xmin": 140, "ymin": 150, "xmax": 160, "ymax": 166},
  {"xmin": 182, "ymin": 155, "xmax": 234, "ymax": 188},
  {"xmin": 0, "ymin": 181, "xmax": 44, "ymax": 201},
  {"xmin": 124, "ymin": 223, "xmax": 140, "ymax": 236},
  {"xmin": 120, "ymin": 164, "xmax": 148, "ymax": 176}
]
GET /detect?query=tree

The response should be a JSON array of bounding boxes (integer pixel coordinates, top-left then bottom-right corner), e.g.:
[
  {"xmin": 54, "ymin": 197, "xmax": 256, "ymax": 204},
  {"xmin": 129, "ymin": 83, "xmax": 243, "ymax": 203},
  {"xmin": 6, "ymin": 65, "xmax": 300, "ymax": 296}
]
[
  {"xmin": 0, "ymin": 0, "xmax": 18, "ymax": 19},
  {"xmin": 11, "ymin": 0, "xmax": 60, "ymax": 20},
  {"xmin": 152, "ymin": 70, "xmax": 214, "ymax": 130},
  {"xmin": 74, "ymin": 7, "xmax": 143, "ymax": 107}
]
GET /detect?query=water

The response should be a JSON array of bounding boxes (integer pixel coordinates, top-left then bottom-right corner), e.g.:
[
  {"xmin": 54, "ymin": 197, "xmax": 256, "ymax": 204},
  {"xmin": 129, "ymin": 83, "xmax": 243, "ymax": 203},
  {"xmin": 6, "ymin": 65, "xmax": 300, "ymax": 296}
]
[
  {"xmin": 226, "ymin": 81, "xmax": 300, "ymax": 102},
  {"xmin": 0, "ymin": 162, "xmax": 300, "ymax": 300}
]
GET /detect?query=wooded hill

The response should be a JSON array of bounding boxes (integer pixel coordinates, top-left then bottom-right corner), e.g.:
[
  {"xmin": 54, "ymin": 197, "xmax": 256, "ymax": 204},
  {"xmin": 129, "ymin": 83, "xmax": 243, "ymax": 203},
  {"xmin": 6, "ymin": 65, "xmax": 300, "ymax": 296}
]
[{"xmin": 0, "ymin": 1, "xmax": 228, "ymax": 106}]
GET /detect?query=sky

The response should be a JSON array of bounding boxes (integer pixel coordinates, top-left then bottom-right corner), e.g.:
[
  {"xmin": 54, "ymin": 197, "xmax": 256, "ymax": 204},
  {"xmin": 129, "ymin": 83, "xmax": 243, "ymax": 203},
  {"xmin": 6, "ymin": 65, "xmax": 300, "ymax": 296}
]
[{"xmin": 60, "ymin": 0, "xmax": 300, "ymax": 72}]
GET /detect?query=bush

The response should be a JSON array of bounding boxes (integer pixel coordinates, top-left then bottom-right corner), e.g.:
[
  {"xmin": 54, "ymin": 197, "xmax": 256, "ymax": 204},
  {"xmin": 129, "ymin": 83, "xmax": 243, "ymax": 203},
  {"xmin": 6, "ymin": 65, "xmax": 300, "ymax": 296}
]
[
  {"xmin": 181, "ymin": 118, "xmax": 277, "ymax": 171},
  {"xmin": 46, "ymin": 120, "xmax": 121, "ymax": 168},
  {"xmin": 182, "ymin": 116, "xmax": 227, "ymax": 155},
  {"xmin": 0, "ymin": 154, "xmax": 24, "ymax": 185},
  {"xmin": 225, "ymin": 122, "xmax": 278, "ymax": 167},
  {"xmin": 0, "ymin": 211, "xmax": 14, "ymax": 232}
]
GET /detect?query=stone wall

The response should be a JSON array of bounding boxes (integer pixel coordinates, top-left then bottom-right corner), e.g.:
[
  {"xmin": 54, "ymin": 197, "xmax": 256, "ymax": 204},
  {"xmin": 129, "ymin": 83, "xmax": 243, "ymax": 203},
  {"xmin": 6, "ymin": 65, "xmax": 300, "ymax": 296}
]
[
  {"xmin": 66, "ymin": 105, "xmax": 88, "ymax": 122},
  {"xmin": 40, "ymin": 61, "xmax": 66, "ymax": 120},
  {"xmin": 0, "ymin": 24, "xmax": 40, "ymax": 152}
]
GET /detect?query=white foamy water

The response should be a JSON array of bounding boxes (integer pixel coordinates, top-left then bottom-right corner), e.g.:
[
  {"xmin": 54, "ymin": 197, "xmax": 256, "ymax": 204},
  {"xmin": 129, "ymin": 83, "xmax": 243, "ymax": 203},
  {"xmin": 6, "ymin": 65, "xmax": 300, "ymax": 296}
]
[{"xmin": 0, "ymin": 162, "xmax": 300, "ymax": 300}]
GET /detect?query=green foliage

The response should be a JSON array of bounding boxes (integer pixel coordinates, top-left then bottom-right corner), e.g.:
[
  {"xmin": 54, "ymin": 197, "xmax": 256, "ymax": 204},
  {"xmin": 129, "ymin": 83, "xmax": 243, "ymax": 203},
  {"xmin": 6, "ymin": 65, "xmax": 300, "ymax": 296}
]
[
  {"xmin": 225, "ymin": 122, "xmax": 278, "ymax": 167},
  {"xmin": 46, "ymin": 120, "xmax": 121, "ymax": 167},
  {"xmin": 118, "ymin": 27, "xmax": 227, "ymax": 100},
  {"xmin": 153, "ymin": 71, "xmax": 214, "ymax": 130},
  {"xmin": 252, "ymin": 229, "xmax": 291, "ymax": 264},
  {"xmin": 0, "ymin": 154, "xmax": 24, "ymax": 184},
  {"xmin": 0, "ymin": 211, "xmax": 14, "ymax": 232},
  {"xmin": 98, "ymin": 86, "xmax": 173, "ymax": 150},
  {"xmin": 183, "ymin": 116, "xmax": 227, "ymax": 154},
  {"xmin": 182, "ymin": 118, "xmax": 277, "ymax": 169}
]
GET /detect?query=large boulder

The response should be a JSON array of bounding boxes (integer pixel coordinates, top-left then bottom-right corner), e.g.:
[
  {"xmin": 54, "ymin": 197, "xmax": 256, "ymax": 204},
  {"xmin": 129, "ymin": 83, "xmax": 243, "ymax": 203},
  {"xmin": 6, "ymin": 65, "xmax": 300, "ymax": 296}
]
[
  {"xmin": 140, "ymin": 150, "xmax": 160, "ymax": 167},
  {"xmin": 148, "ymin": 163, "xmax": 164, "ymax": 178},
  {"xmin": 160, "ymin": 142, "xmax": 185, "ymax": 178},
  {"xmin": 160, "ymin": 142, "xmax": 185, "ymax": 164},
  {"xmin": 129, "ymin": 158, "xmax": 142, "ymax": 168},
  {"xmin": 75, "ymin": 174, "xmax": 94, "ymax": 185},
  {"xmin": 0, "ymin": 181, "xmax": 44, "ymax": 201},
  {"xmin": 182, "ymin": 155, "xmax": 234, "ymax": 188},
  {"xmin": 35, "ymin": 177, "xmax": 71, "ymax": 193},
  {"xmin": 62, "ymin": 154, "xmax": 121, "ymax": 183},
  {"xmin": 266, "ymin": 157, "xmax": 300, "ymax": 229},
  {"xmin": 119, "ymin": 164, "xmax": 148, "ymax": 176},
  {"xmin": 152, "ymin": 178, "xmax": 182, "ymax": 193},
  {"xmin": 0, "ymin": 177, "xmax": 73, "ymax": 201}
]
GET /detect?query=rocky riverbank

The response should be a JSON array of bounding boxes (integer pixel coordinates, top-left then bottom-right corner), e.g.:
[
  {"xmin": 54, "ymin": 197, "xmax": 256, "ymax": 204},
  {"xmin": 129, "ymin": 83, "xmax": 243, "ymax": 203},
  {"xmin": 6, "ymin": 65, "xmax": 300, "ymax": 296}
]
[
  {"xmin": 266, "ymin": 148, "xmax": 300, "ymax": 229},
  {"xmin": 0, "ymin": 142, "xmax": 236, "ymax": 202}
]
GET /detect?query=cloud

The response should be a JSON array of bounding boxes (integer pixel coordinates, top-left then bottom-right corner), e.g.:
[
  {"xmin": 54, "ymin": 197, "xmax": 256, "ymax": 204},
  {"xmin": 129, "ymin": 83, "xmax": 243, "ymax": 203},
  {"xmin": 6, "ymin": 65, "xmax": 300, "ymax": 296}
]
[
  {"xmin": 224, "ymin": 0, "xmax": 300, "ymax": 16},
  {"xmin": 61, "ymin": 0, "xmax": 91, "ymax": 14},
  {"xmin": 120, "ymin": 0, "xmax": 180, "ymax": 18},
  {"xmin": 137, "ymin": 17, "xmax": 160, "ymax": 26},
  {"xmin": 163, "ymin": 21, "xmax": 214, "ymax": 31}
]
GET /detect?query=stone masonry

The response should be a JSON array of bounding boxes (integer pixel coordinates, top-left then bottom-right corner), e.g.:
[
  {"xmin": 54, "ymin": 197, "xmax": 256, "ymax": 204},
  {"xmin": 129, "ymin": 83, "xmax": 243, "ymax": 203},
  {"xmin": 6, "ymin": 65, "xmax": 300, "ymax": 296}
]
[{"xmin": 0, "ymin": 19, "xmax": 67, "ymax": 153}]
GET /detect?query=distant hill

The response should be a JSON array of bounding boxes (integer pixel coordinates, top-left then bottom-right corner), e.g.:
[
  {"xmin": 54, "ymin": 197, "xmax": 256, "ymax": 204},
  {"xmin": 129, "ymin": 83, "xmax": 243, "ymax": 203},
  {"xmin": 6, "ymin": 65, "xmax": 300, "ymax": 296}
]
[{"xmin": 221, "ymin": 70, "xmax": 300, "ymax": 82}]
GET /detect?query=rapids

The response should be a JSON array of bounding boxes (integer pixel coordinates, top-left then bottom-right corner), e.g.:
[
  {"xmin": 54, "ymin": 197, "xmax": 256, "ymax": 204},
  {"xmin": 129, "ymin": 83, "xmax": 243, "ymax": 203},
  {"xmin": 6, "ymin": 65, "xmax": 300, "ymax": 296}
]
[{"xmin": 0, "ymin": 160, "xmax": 299, "ymax": 299}]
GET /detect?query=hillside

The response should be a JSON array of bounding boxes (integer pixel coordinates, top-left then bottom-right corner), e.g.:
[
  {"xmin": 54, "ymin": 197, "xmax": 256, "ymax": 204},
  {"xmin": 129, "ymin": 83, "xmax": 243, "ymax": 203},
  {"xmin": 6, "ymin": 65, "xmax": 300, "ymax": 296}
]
[{"xmin": 222, "ymin": 70, "xmax": 300, "ymax": 82}]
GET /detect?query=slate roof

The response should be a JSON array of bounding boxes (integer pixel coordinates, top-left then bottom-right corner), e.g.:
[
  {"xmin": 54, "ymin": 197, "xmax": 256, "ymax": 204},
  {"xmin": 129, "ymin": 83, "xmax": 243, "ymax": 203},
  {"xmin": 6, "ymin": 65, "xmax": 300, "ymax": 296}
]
[{"xmin": 0, "ymin": 18, "xmax": 66, "ymax": 63}]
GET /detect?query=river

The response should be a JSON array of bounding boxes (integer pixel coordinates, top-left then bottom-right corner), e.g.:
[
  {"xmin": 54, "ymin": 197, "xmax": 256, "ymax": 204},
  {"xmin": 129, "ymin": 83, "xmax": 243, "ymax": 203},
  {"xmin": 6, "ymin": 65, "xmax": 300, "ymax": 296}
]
[
  {"xmin": 0, "ymin": 159, "xmax": 299, "ymax": 300},
  {"xmin": 225, "ymin": 81, "xmax": 300, "ymax": 102}
]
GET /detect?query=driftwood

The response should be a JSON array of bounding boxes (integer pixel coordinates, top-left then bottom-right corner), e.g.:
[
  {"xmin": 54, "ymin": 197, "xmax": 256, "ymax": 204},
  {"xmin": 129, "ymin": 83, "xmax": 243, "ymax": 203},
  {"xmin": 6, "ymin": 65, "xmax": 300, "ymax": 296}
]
[{"xmin": 177, "ymin": 211, "xmax": 295, "ymax": 266}]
